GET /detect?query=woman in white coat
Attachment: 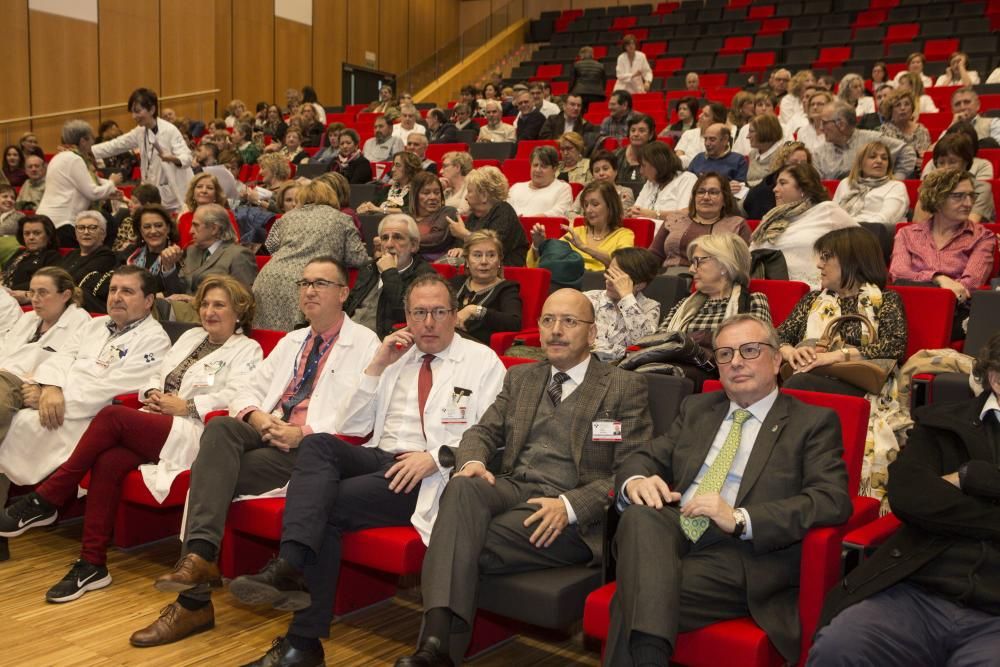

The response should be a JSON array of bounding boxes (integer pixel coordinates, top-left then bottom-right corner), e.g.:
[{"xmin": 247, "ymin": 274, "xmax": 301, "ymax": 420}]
[
  {"xmin": 90, "ymin": 88, "xmax": 194, "ymax": 212},
  {"xmin": 614, "ymin": 35, "xmax": 652, "ymax": 94},
  {"xmin": 0, "ymin": 276, "xmax": 261, "ymax": 602},
  {"xmin": 833, "ymin": 141, "xmax": 909, "ymax": 228}
]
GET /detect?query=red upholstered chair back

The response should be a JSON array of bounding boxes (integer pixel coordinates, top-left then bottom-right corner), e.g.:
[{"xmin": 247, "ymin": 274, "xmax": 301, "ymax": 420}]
[
  {"xmin": 887, "ymin": 285, "xmax": 956, "ymax": 359},
  {"xmin": 249, "ymin": 329, "xmax": 286, "ymax": 357},
  {"xmin": 748, "ymin": 279, "xmax": 810, "ymax": 327},
  {"xmin": 503, "ymin": 267, "xmax": 551, "ymax": 327},
  {"xmin": 425, "ymin": 142, "xmax": 468, "ymax": 164},
  {"xmin": 520, "ymin": 216, "xmax": 565, "ymax": 243}
]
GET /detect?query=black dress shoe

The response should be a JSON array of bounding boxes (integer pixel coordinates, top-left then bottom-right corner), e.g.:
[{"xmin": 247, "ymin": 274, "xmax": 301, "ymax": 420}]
[
  {"xmin": 230, "ymin": 557, "xmax": 310, "ymax": 611},
  {"xmin": 394, "ymin": 637, "xmax": 454, "ymax": 667},
  {"xmin": 241, "ymin": 636, "xmax": 324, "ymax": 667}
]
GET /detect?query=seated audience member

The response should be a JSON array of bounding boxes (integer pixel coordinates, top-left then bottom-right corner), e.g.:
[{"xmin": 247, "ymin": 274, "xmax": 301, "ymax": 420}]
[
  {"xmin": 945, "ymin": 87, "xmax": 1000, "ymax": 144},
  {"xmin": 439, "ymin": 151, "xmax": 472, "ymax": 216},
  {"xmin": 2, "ymin": 215, "xmax": 63, "ymax": 303},
  {"xmin": 878, "ymin": 89, "xmax": 931, "ymax": 166},
  {"xmin": 36, "ymin": 121, "xmax": 123, "ymax": 246},
  {"xmin": 743, "ymin": 142, "xmax": 812, "ymax": 221},
  {"xmin": 0, "ymin": 277, "xmax": 260, "ymax": 601},
  {"xmin": 231, "ymin": 123, "xmax": 260, "ymax": 166},
  {"xmin": 345, "ymin": 214, "xmax": 434, "ymax": 338},
  {"xmin": 327, "ymin": 128, "xmax": 372, "ymax": 185},
  {"xmin": 814, "ymin": 102, "xmax": 916, "ymax": 180},
  {"xmin": 426, "ymin": 108, "xmax": 458, "ymax": 144},
  {"xmin": 445, "ymin": 166, "xmax": 528, "ymax": 267},
  {"xmin": 235, "ymin": 152, "xmax": 293, "ymax": 243},
  {"xmin": 893, "ymin": 51, "xmax": 933, "ymax": 88},
  {"xmin": 896, "ymin": 71, "xmax": 938, "ymax": 114},
  {"xmin": 2, "ymin": 145, "xmax": 26, "ymax": 187},
  {"xmin": 120, "ymin": 204, "xmax": 182, "ymax": 295},
  {"xmin": 310, "ymin": 124, "xmax": 344, "ymax": 165},
  {"xmin": 58, "ymin": 211, "xmax": 119, "ymax": 313},
  {"xmin": 628, "ymin": 142, "xmax": 699, "ymax": 223},
  {"xmin": 255, "ymin": 181, "xmax": 369, "ymax": 331},
  {"xmin": 0, "ymin": 266, "xmax": 91, "ymax": 557},
  {"xmin": 129, "ymin": 257, "xmax": 380, "ymax": 648},
  {"xmin": 833, "ymin": 141, "xmax": 909, "ymax": 227},
  {"xmin": 531, "ymin": 180, "xmax": 635, "ymax": 272},
  {"xmin": 296, "ymin": 104, "xmax": 324, "ymax": 147},
  {"xmin": 224, "ymin": 99, "xmax": 247, "ymax": 128},
  {"xmin": 274, "ymin": 127, "xmax": 307, "ymax": 165},
  {"xmin": 687, "ymin": 124, "xmax": 748, "ymax": 183},
  {"xmin": 838, "ymin": 73, "xmax": 875, "ymax": 117},
  {"xmin": 809, "ymin": 332, "xmax": 1000, "ymax": 667},
  {"xmin": 937, "ymin": 51, "xmax": 981, "ymax": 87},
  {"xmin": 193, "ymin": 142, "xmax": 220, "ymax": 171},
  {"xmin": 541, "ymin": 94, "xmax": 597, "ymax": 148},
  {"xmin": 393, "ymin": 104, "xmax": 426, "ymax": 145},
  {"xmin": 728, "ymin": 91, "xmax": 756, "ymax": 137},
  {"xmin": 513, "ymin": 91, "xmax": 545, "ymax": 142},
  {"xmin": 779, "ymin": 228, "xmax": 907, "ymax": 397},
  {"xmin": 507, "ymin": 146, "xmax": 573, "ymax": 218},
  {"xmin": 795, "ymin": 90, "xmax": 833, "ymax": 154},
  {"xmin": 14, "ymin": 154, "xmax": 45, "ymax": 211},
  {"xmin": 617, "ymin": 114, "xmax": 656, "ymax": 182},
  {"xmin": 396, "ymin": 288, "xmax": 652, "ymax": 666},
  {"xmin": 235, "ymin": 273, "xmax": 504, "ymax": 667},
  {"xmin": 409, "ymin": 171, "xmax": 458, "ymax": 261},
  {"xmin": 779, "ymin": 70, "xmax": 816, "ymax": 132},
  {"xmin": 603, "ymin": 313, "xmax": 852, "ymax": 667},
  {"xmin": 531, "ymin": 82, "xmax": 559, "ymax": 118},
  {"xmin": 363, "ymin": 116, "xmax": 405, "ymax": 163},
  {"xmin": 262, "ymin": 104, "xmax": 288, "ymax": 143},
  {"xmin": 405, "ymin": 133, "xmax": 438, "ymax": 175},
  {"xmin": 600, "ymin": 90, "xmax": 638, "ymax": 140},
  {"xmin": 452, "ymin": 104, "xmax": 475, "ymax": 132},
  {"xmin": 675, "ymin": 102, "xmax": 729, "ymax": 168},
  {"xmin": 95, "ymin": 120, "xmax": 138, "ymax": 178},
  {"xmin": 650, "ymin": 173, "xmax": 750, "ymax": 273},
  {"xmin": 449, "ymin": 230, "xmax": 522, "ymax": 345},
  {"xmin": 917, "ymin": 129, "xmax": 994, "ymax": 223},
  {"xmin": 0, "ymin": 267, "xmax": 170, "ymax": 530},
  {"xmin": 859, "ymin": 84, "xmax": 892, "ymax": 131},
  {"xmin": 569, "ymin": 47, "xmax": 607, "ymax": 112},
  {"xmin": 314, "ymin": 172, "xmax": 363, "ymax": 235},
  {"xmin": 569, "ymin": 151, "xmax": 636, "ymax": 216},
  {"xmin": 685, "ymin": 71, "xmax": 701, "ymax": 92},
  {"xmin": 890, "ymin": 169, "xmax": 995, "ymax": 336},
  {"xmin": 665, "ymin": 97, "xmax": 699, "ymax": 136},
  {"xmin": 0, "ymin": 183, "xmax": 23, "ymax": 238},
  {"xmin": 183, "ymin": 172, "xmax": 228, "ymax": 215},
  {"xmin": 614, "ymin": 34, "xmax": 652, "ymax": 94},
  {"xmin": 558, "ymin": 132, "xmax": 591, "ymax": 185},
  {"xmin": 357, "ymin": 151, "xmax": 422, "ymax": 216},
  {"xmin": 109, "ymin": 183, "xmax": 161, "ymax": 252},
  {"xmin": 477, "ymin": 100, "xmax": 516, "ymax": 143},
  {"xmin": 744, "ymin": 114, "xmax": 786, "ymax": 187},
  {"xmin": 366, "ymin": 85, "xmax": 399, "ymax": 115},
  {"xmin": 750, "ymin": 163, "xmax": 858, "ymax": 287},
  {"xmin": 584, "ymin": 247, "xmax": 660, "ymax": 362}
]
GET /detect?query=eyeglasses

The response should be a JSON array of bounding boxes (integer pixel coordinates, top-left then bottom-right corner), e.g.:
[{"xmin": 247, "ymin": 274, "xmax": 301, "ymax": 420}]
[
  {"xmin": 295, "ymin": 279, "xmax": 346, "ymax": 290},
  {"xmin": 947, "ymin": 191, "xmax": 976, "ymax": 203},
  {"xmin": 689, "ymin": 255, "xmax": 716, "ymax": 268},
  {"xmin": 76, "ymin": 224, "xmax": 102, "ymax": 233},
  {"xmin": 538, "ymin": 314, "xmax": 594, "ymax": 329},
  {"xmin": 713, "ymin": 342, "xmax": 776, "ymax": 364},
  {"xmin": 409, "ymin": 307, "xmax": 455, "ymax": 321},
  {"xmin": 695, "ymin": 189, "xmax": 722, "ymax": 197}
]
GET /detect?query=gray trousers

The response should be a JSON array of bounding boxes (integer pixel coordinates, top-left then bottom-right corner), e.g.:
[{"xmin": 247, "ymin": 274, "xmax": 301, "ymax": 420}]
[
  {"xmin": 604, "ymin": 504, "xmax": 751, "ymax": 666},
  {"xmin": 0, "ymin": 370, "xmax": 25, "ymax": 508},
  {"xmin": 420, "ymin": 475, "xmax": 592, "ymax": 663},
  {"xmin": 181, "ymin": 416, "xmax": 297, "ymax": 601}
]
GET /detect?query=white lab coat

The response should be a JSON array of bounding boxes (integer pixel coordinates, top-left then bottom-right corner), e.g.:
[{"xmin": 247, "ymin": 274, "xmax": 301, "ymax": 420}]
[
  {"xmin": 0, "ymin": 304, "xmax": 91, "ymax": 381},
  {"xmin": 35, "ymin": 151, "xmax": 120, "ymax": 228},
  {"xmin": 336, "ymin": 336, "xmax": 506, "ymax": 544},
  {"xmin": 614, "ymin": 52, "xmax": 653, "ymax": 94},
  {"xmin": 136, "ymin": 329, "xmax": 263, "ymax": 502},
  {"xmin": 0, "ymin": 315, "xmax": 171, "ymax": 485},
  {"xmin": 91, "ymin": 118, "xmax": 194, "ymax": 211},
  {"xmin": 0, "ymin": 290, "xmax": 23, "ymax": 338}
]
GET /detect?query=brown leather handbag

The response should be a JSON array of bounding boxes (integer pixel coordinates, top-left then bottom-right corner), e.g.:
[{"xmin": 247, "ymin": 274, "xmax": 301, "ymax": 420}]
[{"xmin": 780, "ymin": 314, "xmax": 896, "ymax": 395}]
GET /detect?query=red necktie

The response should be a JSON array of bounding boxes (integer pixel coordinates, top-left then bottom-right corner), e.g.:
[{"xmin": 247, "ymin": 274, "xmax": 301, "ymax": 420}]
[{"xmin": 418, "ymin": 353, "xmax": 435, "ymax": 438}]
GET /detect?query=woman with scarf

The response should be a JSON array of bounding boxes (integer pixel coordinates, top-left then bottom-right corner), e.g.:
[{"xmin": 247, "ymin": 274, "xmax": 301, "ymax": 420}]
[
  {"xmin": 408, "ymin": 171, "xmax": 457, "ymax": 262},
  {"xmin": 118, "ymin": 204, "xmax": 182, "ymax": 294},
  {"xmin": 2, "ymin": 216, "xmax": 63, "ymax": 303},
  {"xmin": 833, "ymin": 141, "xmax": 909, "ymax": 228},
  {"xmin": 357, "ymin": 152, "xmax": 421, "ymax": 216},
  {"xmin": 327, "ymin": 129, "xmax": 372, "ymax": 184},
  {"xmin": 749, "ymin": 163, "xmax": 857, "ymax": 287},
  {"xmin": 779, "ymin": 227, "xmax": 907, "ymax": 397},
  {"xmin": 36, "ymin": 120, "xmax": 123, "ymax": 247}
]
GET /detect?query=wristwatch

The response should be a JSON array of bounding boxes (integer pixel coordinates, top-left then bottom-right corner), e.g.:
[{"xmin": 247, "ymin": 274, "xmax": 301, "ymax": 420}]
[
  {"xmin": 732, "ymin": 508, "xmax": 747, "ymax": 538},
  {"xmin": 476, "ymin": 305, "xmax": 486, "ymax": 319}
]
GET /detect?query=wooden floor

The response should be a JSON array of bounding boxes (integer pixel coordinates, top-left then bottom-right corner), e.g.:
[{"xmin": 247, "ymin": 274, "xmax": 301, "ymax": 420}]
[{"xmin": 2, "ymin": 520, "xmax": 601, "ymax": 666}]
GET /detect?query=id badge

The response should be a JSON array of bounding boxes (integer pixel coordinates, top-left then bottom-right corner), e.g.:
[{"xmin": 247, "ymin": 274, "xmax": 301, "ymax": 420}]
[
  {"xmin": 192, "ymin": 373, "xmax": 215, "ymax": 389},
  {"xmin": 592, "ymin": 419, "xmax": 622, "ymax": 442},
  {"xmin": 442, "ymin": 387, "xmax": 472, "ymax": 424}
]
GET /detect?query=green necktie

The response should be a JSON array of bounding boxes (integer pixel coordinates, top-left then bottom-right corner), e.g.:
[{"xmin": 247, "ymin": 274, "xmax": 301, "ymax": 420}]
[{"xmin": 680, "ymin": 408, "xmax": 752, "ymax": 543}]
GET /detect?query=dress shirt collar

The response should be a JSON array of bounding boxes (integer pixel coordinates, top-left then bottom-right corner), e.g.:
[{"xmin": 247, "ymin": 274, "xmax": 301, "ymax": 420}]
[
  {"xmin": 726, "ymin": 387, "xmax": 779, "ymax": 424},
  {"xmin": 106, "ymin": 314, "xmax": 151, "ymax": 338},
  {"xmin": 759, "ymin": 141, "xmax": 782, "ymax": 161},
  {"xmin": 551, "ymin": 355, "xmax": 591, "ymax": 386},
  {"xmin": 206, "ymin": 240, "xmax": 223, "ymax": 257},
  {"xmin": 979, "ymin": 392, "xmax": 1000, "ymax": 422},
  {"xmin": 412, "ymin": 336, "xmax": 458, "ymax": 365},
  {"xmin": 308, "ymin": 313, "xmax": 345, "ymax": 343}
]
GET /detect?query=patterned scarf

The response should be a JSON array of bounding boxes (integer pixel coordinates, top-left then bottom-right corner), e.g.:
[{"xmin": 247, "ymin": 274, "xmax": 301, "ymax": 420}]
[
  {"xmin": 128, "ymin": 245, "xmax": 164, "ymax": 275},
  {"xmin": 665, "ymin": 283, "xmax": 745, "ymax": 332},
  {"xmin": 837, "ymin": 176, "xmax": 891, "ymax": 217},
  {"xmin": 337, "ymin": 149, "xmax": 360, "ymax": 170},
  {"xmin": 804, "ymin": 283, "xmax": 883, "ymax": 344},
  {"xmin": 751, "ymin": 198, "xmax": 814, "ymax": 245}
]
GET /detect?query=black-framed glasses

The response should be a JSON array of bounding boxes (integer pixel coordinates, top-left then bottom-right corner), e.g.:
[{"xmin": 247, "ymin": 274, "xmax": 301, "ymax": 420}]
[
  {"xmin": 295, "ymin": 279, "xmax": 346, "ymax": 291},
  {"xmin": 713, "ymin": 342, "xmax": 776, "ymax": 364},
  {"xmin": 538, "ymin": 315, "xmax": 594, "ymax": 329},
  {"xmin": 409, "ymin": 307, "xmax": 455, "ymax": 321},
  {"xmin": 689, "ymin": 255, "xmax": 716, "ymax": 269}
]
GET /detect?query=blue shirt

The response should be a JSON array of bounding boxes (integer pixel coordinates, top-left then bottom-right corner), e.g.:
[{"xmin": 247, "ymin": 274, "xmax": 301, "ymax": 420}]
[{"xmin": 688, "ymin": 151, "xmax": 748, "ymax": 183}]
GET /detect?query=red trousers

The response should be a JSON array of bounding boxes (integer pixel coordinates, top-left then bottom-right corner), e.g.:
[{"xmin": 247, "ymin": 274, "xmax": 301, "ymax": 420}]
[{"xmin": 36, "ymin": 405, "xmax": 173, "ymax": 566}]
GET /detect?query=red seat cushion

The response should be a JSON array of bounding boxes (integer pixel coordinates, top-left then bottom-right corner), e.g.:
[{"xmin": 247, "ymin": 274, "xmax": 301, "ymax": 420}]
[
  {"xmin": 120, "ymin": 469, "xmax": 191, "ymax": 507},
  {"xmin": 228, "ymin": 497, "xmax": 285, "ymax": 541},
  {"xmin": 341, "ymin": 527, "xmax": 427, "ymax": 575}
]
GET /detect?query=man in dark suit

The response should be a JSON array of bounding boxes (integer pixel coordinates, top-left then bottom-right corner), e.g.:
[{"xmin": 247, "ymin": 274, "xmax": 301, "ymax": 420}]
[
  {"xmin": 540, "ymin": 94, "xmax": 599, "ymax": 153},
  {"xmin": 605, "ymin": 314, "xmax": 852, "ymax": 666},
  {"xmin": 858, "ymin": 83, "xmax": 893, "ymax": 131},
  {"xmin": 161, "ymin": 204, "xmax": 257, "ymax": 298},
  {"xmin": 426, "ymin": 108, "xmax": 459, "ymax": 144},
  {"xmin": 396, "ymin": 289, "xmax": 653, "ymax": 666},
  {"xmin": 513, "ymin": 91, "xmax": 545, "ymax": 142},
  {"xmin": 808, "ymin": 335, "xmax": 1000, "ymax": 666},
  {"xmin": 570, "ymin": 46, "xmax": 607, "ymax": 113}
]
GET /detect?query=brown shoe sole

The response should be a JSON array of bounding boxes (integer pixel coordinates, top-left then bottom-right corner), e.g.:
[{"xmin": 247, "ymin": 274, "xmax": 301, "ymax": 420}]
[
  {"xmin": 129, "ymin": 619, "xmax": 215, "ymax": 648},
  {"xmin": 153, "ymin": 578, "xmax": 222, "ymax": 593}
]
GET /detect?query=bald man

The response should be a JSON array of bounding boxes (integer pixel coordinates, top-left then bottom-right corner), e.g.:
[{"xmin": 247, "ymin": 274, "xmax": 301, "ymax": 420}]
[
  {"xmin": 396, "ymin": 289, "xmax": 653, "ymax": 666},
  {"xmin": 687, "ymin": 123, "xmax": 748, "ymax": 183}
]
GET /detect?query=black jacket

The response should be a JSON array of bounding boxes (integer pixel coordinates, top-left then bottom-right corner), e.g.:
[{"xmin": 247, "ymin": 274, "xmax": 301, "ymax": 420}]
[
  {"xmin": 515, "ymin": 110, "xmax": 546, "ymax": 142},
  {"xmin": 540, "ymin": 114, "xmax": 599, "ymax": 153},
  {"xmin": 428, "ymin": 123, "xmax": 459, "ymax": 144},
  {"xmin": 570, "ymin": 58, "xmax": 607, "ymax": 98},
  {"xmin": 330, "ymin": 155, "xmax": 373, "ymax": 184},
  {"xmin": 343, "ymin": 256, "xmax": 435, "ymax": 338},
  {"xmin": 460, "ymin": 201, "xmax": 529, "ymax": 267},
  {"xmin": 58, "ymin": 246, "xmax": 119, "ymax": 313}
]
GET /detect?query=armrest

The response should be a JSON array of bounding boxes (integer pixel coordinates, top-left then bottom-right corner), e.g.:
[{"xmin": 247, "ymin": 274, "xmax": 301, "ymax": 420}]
[
  {"xmin": 843, "ymin": 513, "xmax": 901, "ymax": 552},
  {"xmin": 113, "ymin": 393, "xmax": 142, "ymax": 409},
  {"xmin": 490, "ymin": 328, "xmax": 540, "ymax": 355},
  {"xmin": 204, "ymin": 410, "xmax": 228, "ymax": 423}
]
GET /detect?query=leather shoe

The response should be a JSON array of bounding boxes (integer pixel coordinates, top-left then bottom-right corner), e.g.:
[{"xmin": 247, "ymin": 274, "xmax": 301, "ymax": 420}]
[
  {"xmin": 240, "ymin": 635, "xmax": 324, "ymax": 667},
  {"xmin": 394, "ymin": 637, "xmax": 454, "ymax": 667},
  {"xmin": 154, "ymin": 553, "xmax": 222, "ymax": 593},
  {"xmin": 129, "ymin": 601, "xmax": 215, "ymax": 647},
  {"xmin": 230, "ymin": 557, "xmax": 310, "ymax": 611}
]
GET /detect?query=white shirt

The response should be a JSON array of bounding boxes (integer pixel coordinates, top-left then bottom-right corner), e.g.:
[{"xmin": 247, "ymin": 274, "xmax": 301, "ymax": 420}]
[
  {"xmin": 614, "ymin": 51, "xmax": 653, "ymax": 94},
  {"xmin": 634, "ymin": 171, "xmax": 699, "ymax": 218},
  {"xmin": 379, "ymin": 350, "xmax": 443, "ymax": 454},
  {"xmin": 796, "ymin": 124, "xmax": 826, "ymax": 153},
  {"xmin": 508, "ymin": 179, "xmax": 573, "ymax": 218},
  {"xmin": 988, "ymin": 67, "xmax": 1000, "ymax": 85},
  {"xmin": 893, "ymin": 70, "xmax": 933, "ymax": 88},
  {"xmin": 936, "ymin": 71, "xmax": 981, "ymax": 87},
  {"xmin": 917, "ymin": 94, "xmax": 939, "ymax": 114},
  {"xmin": 392, "ymin": 122, "xmax": 426, "ymax": 145},
  {"xmin": 35, "ymin": 151, "xmax": 120, "ymax": 227},
  {"xmin": 674, "ymin": 128, "xmax": 705, "ymax": 167},
  {"xmin": 779, "ymin": 95, "xmax": 806, "ymax": 128},
  {"xmin": 832, "ymin": 179, "xmax": 909, "ymax": 227},
  {"xmin": 855, "ymin": 97, "xmax": 876, "ymax": 116},
  {"xmin": 979, "ymin": 392, "xmax": 999, "ymax": 422},
  {"xmin": 539, "ymin": 100, "xmax": 560, "ymax": 118}
]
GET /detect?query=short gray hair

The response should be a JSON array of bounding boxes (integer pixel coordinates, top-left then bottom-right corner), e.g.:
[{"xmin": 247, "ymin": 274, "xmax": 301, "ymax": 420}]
[
  {"xmin": 74, "ymin": 210, "xmax": 106, "ymax": 230},
  {"xmin": 712, "ymin": 314, "xmax": 780, "ymax": 350},
  {"xmin": 379, "ymin": 213, "xmax": 421, "ymax": 244},
  {"xmin": 62, "ymin": 120, "xmax": 94, "ymax": 146},
  {"xmin": 829, "ymin": 101, "xmax": 857, "ymax": 128},
  {"xmin": 197, "ymin": 203, "xmax": 236, "ymax": 242}
]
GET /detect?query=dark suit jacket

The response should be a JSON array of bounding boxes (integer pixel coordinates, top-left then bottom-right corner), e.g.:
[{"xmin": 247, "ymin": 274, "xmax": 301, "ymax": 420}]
[
  {"xmin": 162, "ymin": 241, "xmax": 258, "ymax": 296},
  {"xmin": 456, "ymin": 358, "xmax": 652, "ymax": 559},
  {"xmin": 428, "ymin": 123, "xmax": 459, "ymax": 144},
  {"xmin": 857, "ymin": 113, "xmax": 884, "ymax": 131},
  {"xmin": 540, "ymin": 114, "xmax": 599, "ymax": 152},
  {"xmin": 818, "ymin": 393, "xmax": 1000, "ymax": 629},
  {"xmin": 570, "ymin": 58, "xmax": 607, "ymax": 98},
  {"xmin": 343, "ymin": 256, "xmax": 435, "ymax": 338},
  {"xmin": 617, "ymin": 390, "xmax": 852, "ymax": 661},
  {"xmin": 515, "ymin": 110, "xmax": 546, "ymax": 142}
]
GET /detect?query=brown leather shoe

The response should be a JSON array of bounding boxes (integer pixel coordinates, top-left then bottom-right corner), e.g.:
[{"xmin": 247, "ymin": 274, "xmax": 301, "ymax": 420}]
[
  {"xmin": 129, "ymin": 601, "xmax": 215, "ymax": 647},
  {"xmin": 154, "ymin": 553, "xmax": 222, "ymax": 593}
]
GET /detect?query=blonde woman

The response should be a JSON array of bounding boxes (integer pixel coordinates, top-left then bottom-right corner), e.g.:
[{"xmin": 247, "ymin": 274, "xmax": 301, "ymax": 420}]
[{"xmin": 833, "ymin": 141, "xmax": 909, "ymax": 227}]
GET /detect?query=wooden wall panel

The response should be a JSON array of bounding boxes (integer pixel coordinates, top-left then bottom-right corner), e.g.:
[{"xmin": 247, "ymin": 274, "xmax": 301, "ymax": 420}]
[
  {"xmin": 28, "ymin": 10, "xmax": 99, "ymax": 149},
  {"xmin": 435, "ymin": 0, "xmax": 459, "ymax": 53},
  {"xmin": 346, "ymin": 0, "xmax": 379, "ymax": 70},
  {"xmin": 408, "ymin": 0, "xmax": 436, "ymax": 72},
  {"xmin": 274, "ymin": 17, "xmax": 312, "ymax": 105},
  {"xmin": 215, "ymin": 0, "xmax": 233, "ymax": 115},
  {"xmin": 232, "ymin": 0, "xmax": 274, "ymax": 111},
  {"xmin": 313, "ymin": 0, "xmax": 347, "ymax": 106},
  {"xmin": 0, "ymin": 0, "xmax": 32, "ymax": 145},
  {"xmin": 98, "ymin": 0, "xmax": 159, "ymax": 136},
  {"xmin": 380, "ymin": 0, "xmax": 409, "ymax": 76},
  {"xmin": 161, "ymin": 0, "xmax": 217, "ymax": 121}
]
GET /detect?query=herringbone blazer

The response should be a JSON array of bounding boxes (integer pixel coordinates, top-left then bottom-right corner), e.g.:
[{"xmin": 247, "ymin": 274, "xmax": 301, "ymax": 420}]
[{"xmin": 456, "ymin": 357, "xmax": 652, "ymax": 556}]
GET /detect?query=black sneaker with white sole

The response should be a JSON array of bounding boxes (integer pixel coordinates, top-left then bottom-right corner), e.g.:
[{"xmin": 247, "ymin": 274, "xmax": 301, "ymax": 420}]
[
  {"xmin": 0, "ymin": 492, "xmax": 58, "ymax": 537},
  {"xmin": 46, "ymin": 560, "xmax": 112, "ymax": 603}
]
